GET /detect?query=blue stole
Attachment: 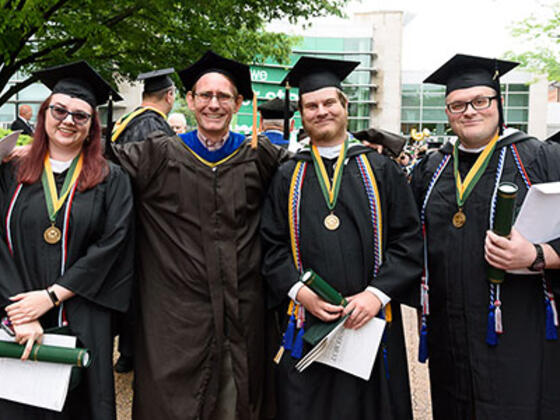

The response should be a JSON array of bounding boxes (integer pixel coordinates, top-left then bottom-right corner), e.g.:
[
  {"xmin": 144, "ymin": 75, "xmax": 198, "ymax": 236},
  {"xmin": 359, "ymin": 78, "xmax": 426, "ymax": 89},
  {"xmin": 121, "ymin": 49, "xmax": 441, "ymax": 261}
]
[
  {"xmin": 263, "ymin": 130, "xmax": 289, "ymax": 146},
  {"xmin": 179, "ymin": 130, "xmax": 246, "ymax": 163}
]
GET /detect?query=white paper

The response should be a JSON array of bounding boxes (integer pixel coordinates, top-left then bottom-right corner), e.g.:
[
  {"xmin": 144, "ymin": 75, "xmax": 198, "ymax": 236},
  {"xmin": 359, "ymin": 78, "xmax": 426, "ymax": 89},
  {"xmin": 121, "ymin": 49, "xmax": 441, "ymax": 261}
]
[
  {"xmin": 295, "ymin": 317, "xmax": 386, "ymax": 381},
  {"xmin": 509, "ymin": 182, "xmax": 560, "ymax": 274},
  {"xmin": 0, "ymin": 330, "xmax": 76, "ymax": 412},
  {"xmin": 0, "ymin": 131, "xmax": 21, "ymax": 160}
]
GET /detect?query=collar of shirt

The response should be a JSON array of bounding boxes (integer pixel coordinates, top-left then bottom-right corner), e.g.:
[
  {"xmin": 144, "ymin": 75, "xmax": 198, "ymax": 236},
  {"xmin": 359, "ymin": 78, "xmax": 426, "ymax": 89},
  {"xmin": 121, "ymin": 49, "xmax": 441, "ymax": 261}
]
[
  {"xmin": 197, "ymin": 130, "xmax": 230, "ymax": 152},
  {"xmin": 50, "ymin": 158, "xmax": 73, "ymax": 174}
]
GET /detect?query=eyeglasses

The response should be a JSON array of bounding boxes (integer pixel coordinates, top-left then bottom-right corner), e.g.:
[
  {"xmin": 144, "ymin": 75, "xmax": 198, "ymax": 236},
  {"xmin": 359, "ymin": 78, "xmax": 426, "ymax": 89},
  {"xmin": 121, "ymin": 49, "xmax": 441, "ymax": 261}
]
[
  {"xmin": 446, "ymin": 96, "xmax": 498, "ymax": 114},
  {"xmin": 48, "ymin": 105, "xmax": 92, "ymax": 126},
  {"xmin": 193, "ymin": 91, "xmax": 236, "ymax": 104}
]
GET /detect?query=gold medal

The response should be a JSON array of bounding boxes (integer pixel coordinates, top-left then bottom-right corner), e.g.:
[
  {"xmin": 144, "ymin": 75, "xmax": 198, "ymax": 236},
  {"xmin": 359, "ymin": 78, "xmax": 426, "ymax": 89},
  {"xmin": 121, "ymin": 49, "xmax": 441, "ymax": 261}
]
[
  {"xmin": 44, "ymin": 224, "xmax": 62, "ymax": 244},
  {"xmin": 452, "ymin": 210, "xmax": 466, "ymax": 228},
  {"xmin": 324, "ymin": 213, "xmax": 340, "ymax": 231}
]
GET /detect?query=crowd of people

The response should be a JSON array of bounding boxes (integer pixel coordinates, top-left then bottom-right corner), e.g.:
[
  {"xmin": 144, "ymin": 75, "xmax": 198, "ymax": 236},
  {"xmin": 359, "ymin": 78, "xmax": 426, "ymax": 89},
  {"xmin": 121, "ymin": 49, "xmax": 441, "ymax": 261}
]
[{"xmin": 1, "ymin": 49, "xmax": 560, "ymax": 420}]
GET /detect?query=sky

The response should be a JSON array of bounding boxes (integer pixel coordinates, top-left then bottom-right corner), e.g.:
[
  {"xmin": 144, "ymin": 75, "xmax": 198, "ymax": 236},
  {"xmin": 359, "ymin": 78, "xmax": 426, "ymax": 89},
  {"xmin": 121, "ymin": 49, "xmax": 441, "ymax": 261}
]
[{"xmin": 270, "ymin": 0, "xmax": 558, "ymax": 71}]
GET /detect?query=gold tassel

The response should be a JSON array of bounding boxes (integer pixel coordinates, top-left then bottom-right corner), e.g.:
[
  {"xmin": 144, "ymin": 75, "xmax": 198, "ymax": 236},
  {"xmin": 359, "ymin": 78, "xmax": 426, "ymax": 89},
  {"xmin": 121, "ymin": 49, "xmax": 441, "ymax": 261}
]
[
  {"xmin": 385, "ymin": 303, "xmax": 393, "ymax": 323},
  {"xmin": 273, "ymin": 346, "xmax": 285, "ymax": 364},
  {"xmin": 251, "ymin": 92, "xmax": 258, "ymax": 149}
]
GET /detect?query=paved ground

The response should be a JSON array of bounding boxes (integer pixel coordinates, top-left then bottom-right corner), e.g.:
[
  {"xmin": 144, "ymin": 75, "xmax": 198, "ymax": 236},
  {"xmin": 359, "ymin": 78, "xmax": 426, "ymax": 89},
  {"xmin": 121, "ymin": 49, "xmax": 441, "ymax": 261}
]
[{"xmin": 115, "ymin": 306, "xmax": 432, "ymax": 419}]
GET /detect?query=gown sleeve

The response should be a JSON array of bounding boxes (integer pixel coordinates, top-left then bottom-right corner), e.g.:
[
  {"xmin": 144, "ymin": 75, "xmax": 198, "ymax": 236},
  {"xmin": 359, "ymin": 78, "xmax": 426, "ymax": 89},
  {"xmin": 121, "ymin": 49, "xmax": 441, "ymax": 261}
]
[
  {"xmin": 56, "ymin": 165, "xmax": 135, "ymax": 312},
  {"xmin": 112, "ymin": 131, "xmax": 170, "ymax": 192},
  {"xmin": 261, "ymin": 161, "xmax": 301, "ymax": 309},
  {"xmin": 369, "ymin": 157, "xmax": 423, "ymax": 307},
  {"xmin": 0, "ymin": 163, "xmax": 26, "ymax": 309}
]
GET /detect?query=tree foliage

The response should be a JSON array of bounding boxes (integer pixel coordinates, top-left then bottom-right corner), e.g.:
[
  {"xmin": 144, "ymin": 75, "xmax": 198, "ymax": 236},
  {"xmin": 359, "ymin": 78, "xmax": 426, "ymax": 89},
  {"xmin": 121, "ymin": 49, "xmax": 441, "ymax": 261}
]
[
  {"xmin": 505, "ymin": 2, "xmax": 560, "ymax": 81},
  {"xmin": 0, "ymin": 0, "xmax": 345, "ymax": 106}
]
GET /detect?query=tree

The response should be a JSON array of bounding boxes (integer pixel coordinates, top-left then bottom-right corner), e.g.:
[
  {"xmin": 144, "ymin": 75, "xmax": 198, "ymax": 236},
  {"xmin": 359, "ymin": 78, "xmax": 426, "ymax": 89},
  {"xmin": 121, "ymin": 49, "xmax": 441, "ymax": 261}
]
[
  {"xmin": 505, "ymin": 2, "xmax": 560, "ymax": 81},
  {"xmin": 0, "ymin": 0, "xmax": 345, "ymax": 106}
]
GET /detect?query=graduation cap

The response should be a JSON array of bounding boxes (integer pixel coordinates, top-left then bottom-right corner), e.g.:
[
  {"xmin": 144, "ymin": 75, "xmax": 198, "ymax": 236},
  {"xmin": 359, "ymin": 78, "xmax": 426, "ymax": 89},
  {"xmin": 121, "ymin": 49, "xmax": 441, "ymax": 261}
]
[
  {"xmin": 424, "ymin": 54, "xmax": 519, "ymax": 134},
  {"xmin": 546, "ymin": 131, "xmax": 560, "ymax": 144},
  {"xmin": 281, "ymin": 56, "xmax": 360, "ymax": 96},
  {"xmin": 177, "ymin": 50, "xmax": 253, "ymax": 99},
  {"xmin": 34, "ymin": 61, "xmax": 122, "ymax": 108},
  {"xmin": 34, "ymin": 61, "xmax": 123, "ymax": 154},
  {"xmin": 258, "ymin": 98, "xmax": 296, "ymax": 119},
  {"xmin": 137, "ymin": 68, "xmax": 175, "ymax": 93},
  {"xmin": 423, "ymin": 54, "xmax": 518, "ymax": 95}
]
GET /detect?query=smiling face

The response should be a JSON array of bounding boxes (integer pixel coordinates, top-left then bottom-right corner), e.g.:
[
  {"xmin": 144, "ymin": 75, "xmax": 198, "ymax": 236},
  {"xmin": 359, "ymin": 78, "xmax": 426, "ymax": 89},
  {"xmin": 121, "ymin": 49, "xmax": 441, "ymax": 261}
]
[
  {"xmin": 45, "ymin": 93, "xmax": 93, "ymax": 158},
  {"xmin": 445, "ymin": 85, "xmax": 500, "ymax": 148},
  {"xmin": 299, "ymin": 87, "xmax": 348, "ymax": 146},
  {"xmin": 186, "ymin": 72, "xmax": 243, "ymax": 141}
]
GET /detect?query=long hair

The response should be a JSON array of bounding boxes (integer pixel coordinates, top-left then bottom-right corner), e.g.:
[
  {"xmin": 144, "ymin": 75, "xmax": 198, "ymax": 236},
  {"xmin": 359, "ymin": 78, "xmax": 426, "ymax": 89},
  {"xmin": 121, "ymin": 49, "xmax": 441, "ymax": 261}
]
[{"xmin": 17, "ymin": 94, "xmax": 109, "ymax": 191}]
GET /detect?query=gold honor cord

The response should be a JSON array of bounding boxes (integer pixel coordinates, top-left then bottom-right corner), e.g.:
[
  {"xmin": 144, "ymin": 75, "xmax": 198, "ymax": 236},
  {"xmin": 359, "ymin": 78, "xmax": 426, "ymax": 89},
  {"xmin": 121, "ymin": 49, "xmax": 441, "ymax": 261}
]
[
  {"xmin": 310, "ymin": 138, "xmax": 348, "ymax": 230},
  {"xmin": 452, "ymin": 132, "xmax": 500, "ymax": 228},
  {"xmin": 41, "ymin": 153, "xmax": 83, "ymax": 244}
]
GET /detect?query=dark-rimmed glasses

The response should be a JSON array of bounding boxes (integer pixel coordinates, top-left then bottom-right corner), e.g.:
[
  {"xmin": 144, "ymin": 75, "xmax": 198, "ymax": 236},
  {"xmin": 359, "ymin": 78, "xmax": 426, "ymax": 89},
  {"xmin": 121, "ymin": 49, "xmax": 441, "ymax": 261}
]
[
  {"xmin": 446, "ymin": 96, "xmax": 498, "ymax": 114},
  {"xmin": 192, "ymin": 91, "xmax": 235, "ymax": 104},
  {"xmin": 49, "ymin": 105, "xmax": 92, "ymax": 126}
]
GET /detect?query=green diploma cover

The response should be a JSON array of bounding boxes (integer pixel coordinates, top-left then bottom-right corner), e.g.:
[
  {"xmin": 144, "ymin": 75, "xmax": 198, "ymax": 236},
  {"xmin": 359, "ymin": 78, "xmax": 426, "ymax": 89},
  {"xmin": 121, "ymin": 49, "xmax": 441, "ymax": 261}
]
[
  {"xmin": 488, "ymin": 182, "xmax": 518, "ymax": 284},
  {"xmin": 0, "ymin": 341, "xmax": 91, "ymax": 367},
  {"xmin": 300, "ymin": 269, "xmax": 349, "ymax": 346}
]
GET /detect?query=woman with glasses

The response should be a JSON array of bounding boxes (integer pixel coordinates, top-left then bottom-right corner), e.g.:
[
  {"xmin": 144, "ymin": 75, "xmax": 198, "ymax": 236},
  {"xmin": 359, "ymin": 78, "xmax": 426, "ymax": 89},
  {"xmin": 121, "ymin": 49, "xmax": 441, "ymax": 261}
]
[{"xmin": 0, "ymin": 61, "xmax": 134, "ymax": 419}]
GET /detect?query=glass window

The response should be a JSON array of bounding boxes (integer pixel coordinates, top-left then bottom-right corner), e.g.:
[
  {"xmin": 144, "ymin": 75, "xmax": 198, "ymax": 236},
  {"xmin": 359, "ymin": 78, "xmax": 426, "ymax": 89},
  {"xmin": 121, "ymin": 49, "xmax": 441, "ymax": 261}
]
[
  {"xmin": 422, "ymin": 88, "xmax": 445, "ymax": 107},
  {"xmin": 506, "ymin": 108, "xmax": 528, "ymax": 122},
  {"xmin": 508, "ymin": 83, "xmax": 529, "ymax": 92},
  {"xmin": 348, "ymin": 118, "xmax": 369, "ymax": 132},
  {"xmin": 401, "ymin": 108, "xmax": 420, "ymax": 122},
  {"xmin": 506, "ymin": 93, "xmax": 529, "ymax": 107},
  {"xmin": 422, "ymin": 108, "xmax": 447, "ymax": 122},
  {"xmin": 18, "ymin": 83, "xmax": 50, "ymax": 101},
  {"xmin": 0, "ymin": 103, "xmax": 16, "ymax": 123},
  {"xmin": 348, "ymin": 103, "xmax": 371, "ymax": 117}
]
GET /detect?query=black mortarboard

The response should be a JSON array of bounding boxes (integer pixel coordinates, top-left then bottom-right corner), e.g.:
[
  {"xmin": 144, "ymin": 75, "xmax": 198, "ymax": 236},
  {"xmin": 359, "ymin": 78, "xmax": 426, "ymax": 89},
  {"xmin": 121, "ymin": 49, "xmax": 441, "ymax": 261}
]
[
  {"xmin": 258, "ymin": 98, "xmax": 296, "ymax": 119},
  {"xmin": 137, "ymin": 68, "xmax": 175, "ymax": 93},
  {"xmin": 178, "ymin": 50, "xmax": 253, "ymax": 99},
  {"xmin": 281, "ymin": 56, "xmax": 359, "ymax": 95},
  {"xmin": 423, "ymin": 54, "xmax": 518, "ymax": 96},
  {"xmin": 424, "ymin": 54, "xmax": 518, "ymax": 135},
  {"xmin": 546, "ymin": 131, "xmax": 560, "ymax": 144},
  {"xmin": 34, "ymin": 61, "xmax": 122, "ymax": 108}
]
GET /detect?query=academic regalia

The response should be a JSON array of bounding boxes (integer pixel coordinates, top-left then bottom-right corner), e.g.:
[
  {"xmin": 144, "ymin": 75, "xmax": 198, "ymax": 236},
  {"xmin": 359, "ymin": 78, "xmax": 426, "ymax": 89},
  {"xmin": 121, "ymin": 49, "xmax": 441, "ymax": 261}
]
[
  {"xmin": 0, "ymin": 161, "xmax": 134, "ymax": 420},
  {"xmin": 111, "ymin": 107, "xmax": 175, "ymax": 144},
  {"xmin": 262, "ymin": 129, "xmax": 290, "ymax": 148},
  {"xmin": 261, "ymin": 141, "xmax": 423, "ymax": 420},
  {"xmin": 411, "ymin": 129, "xmax": 560, "ymax": 420},
  {"xmin": 112, "ymin": 68, "xmax": 176, "ymax": 145},
  {"xmin": 112, "ymin": 130, "xmax": 288, "ymax": 420},
  {"xmin": 259, "ymin": 98, "xmax": 296, "ymax": 148}
]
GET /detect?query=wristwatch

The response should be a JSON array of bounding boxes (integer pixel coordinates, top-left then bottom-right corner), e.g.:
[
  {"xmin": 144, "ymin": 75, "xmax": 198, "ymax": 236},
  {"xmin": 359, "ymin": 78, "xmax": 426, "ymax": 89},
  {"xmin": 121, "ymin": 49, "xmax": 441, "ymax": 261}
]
[
  {"xmin": 529, "ymin": 244, "xmax": 545, "ymax": 272},
  {"xmin": 47, "ymin": 288, "xmax": 61, "ymax": 307}
]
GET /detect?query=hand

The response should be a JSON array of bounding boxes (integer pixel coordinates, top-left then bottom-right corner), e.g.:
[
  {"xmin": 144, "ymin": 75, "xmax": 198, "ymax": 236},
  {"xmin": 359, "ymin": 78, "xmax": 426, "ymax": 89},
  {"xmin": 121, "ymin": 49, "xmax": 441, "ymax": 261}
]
[
  {"xmin": 13, "ymin": 321, "xmax": 43, "ymax": 361},
  {"xmin": 484, "ymin": 228, "xmax": 536, "ymax": 270},
  {"xmin": 343, "ymin": 291, "xmax": 382, "ymax": 330},
  {"xmin": 2, "ymin": 145, "xmax": 31, "ymax": 162},
  {"xmin": 6, "ymin": 290, "xmax": 53, "ymax": 325},
  {"xmin": 296, "ymin": 286, "xmax": 344, "ymax": 322},
  {"xmin": 361, "ymin": 141, "xmax": 383, "ymax": 154}
]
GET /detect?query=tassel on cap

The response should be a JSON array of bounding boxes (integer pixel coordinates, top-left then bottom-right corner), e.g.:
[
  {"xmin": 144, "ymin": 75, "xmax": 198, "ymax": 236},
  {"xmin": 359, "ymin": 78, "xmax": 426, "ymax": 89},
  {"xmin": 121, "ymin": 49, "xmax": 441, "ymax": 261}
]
[
  {"xmin": 494, "ymin": 300, "xmax": 503, "ymax": 334},
  {"xmin": 546, "ymin": 300, "xmax": 558, "ymax": 340},
  {"xmin": 291, "ymin": 327, "xmax": 305, "ymax": 359},
  {"xmin": 251, "ymin": 92, "xmax": 258, "ymax": 149},
  {"xmin": 283, "ymin": 82, "xmax": 290, "ymax": 141},
  {"xmin": 486, "ymin": 305, "xmax": 498, "ymax": 346},
  {"xmin": 418, "ymin": 322, "xmax": 429, "ymax": 363}
]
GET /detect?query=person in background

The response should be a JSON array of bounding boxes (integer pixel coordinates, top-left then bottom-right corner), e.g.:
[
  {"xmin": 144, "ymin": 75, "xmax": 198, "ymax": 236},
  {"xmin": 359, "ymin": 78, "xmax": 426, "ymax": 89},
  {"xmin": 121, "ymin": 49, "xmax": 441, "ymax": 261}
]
[
  {"xmin": 10, "ymin": 105, "xmax": 34, "ymax": 136},
  {"xmin": 258, "ymin": 97, "xmax": 296, "ymax": 149},
  {"xmin": 168, "ymin": 112, "xmax": 187, "ymax": 134}
]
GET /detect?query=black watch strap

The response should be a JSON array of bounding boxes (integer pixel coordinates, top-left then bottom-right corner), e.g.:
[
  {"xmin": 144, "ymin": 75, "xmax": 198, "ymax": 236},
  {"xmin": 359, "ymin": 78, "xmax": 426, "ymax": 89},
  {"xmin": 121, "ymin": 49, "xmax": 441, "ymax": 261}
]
[
  {"xmin": 529, "ymin": 244, "xmax": 545, "ymax": 272},
  {"xmin": 47, "ymin": 288, "xmax": 61, "ymax": 307}
]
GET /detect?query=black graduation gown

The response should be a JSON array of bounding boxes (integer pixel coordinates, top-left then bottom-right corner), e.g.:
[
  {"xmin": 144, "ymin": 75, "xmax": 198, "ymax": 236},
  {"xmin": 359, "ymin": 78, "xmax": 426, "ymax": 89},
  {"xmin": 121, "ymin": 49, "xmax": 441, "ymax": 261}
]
[
  {"xmin": 261, "ymin": 144, "xmax": 423, "ymax": 420},
  {"xmin": 0, "ymin": 161, "xmax": 134, "ymax": 420},
  {"xmin": 113, "ymin": 108, "xmax": 175, "ymax": 145},
  {"xmin": 411, "ymin": 130, "xmax": 560, "ymax": 420}
]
